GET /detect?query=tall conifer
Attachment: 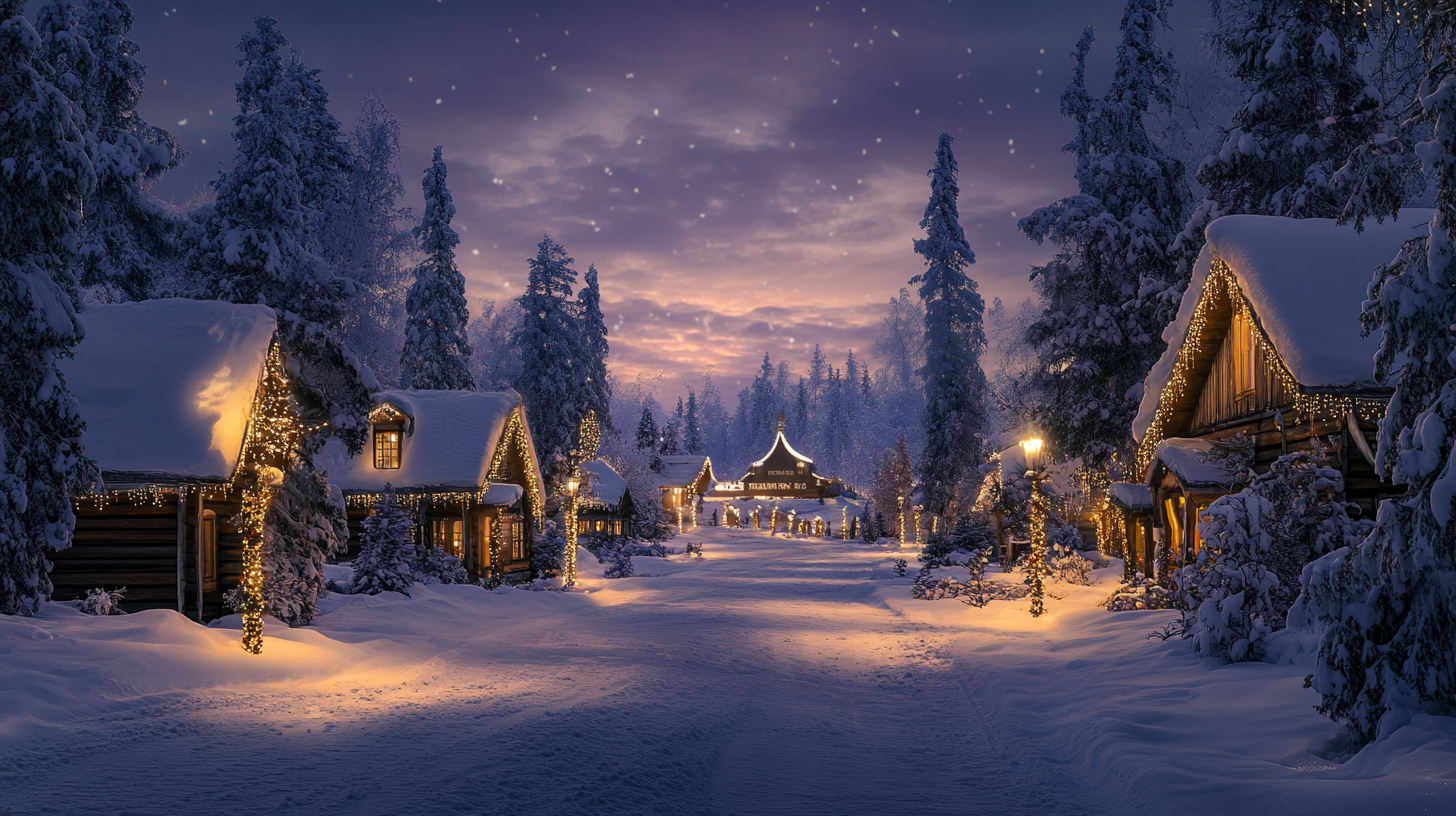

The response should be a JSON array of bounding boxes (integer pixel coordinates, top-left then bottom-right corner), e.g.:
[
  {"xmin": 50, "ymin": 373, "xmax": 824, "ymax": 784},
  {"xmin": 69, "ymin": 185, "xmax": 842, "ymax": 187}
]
[
  {"xmin": 513, "ymin": 234, "xmax": 582, "ymax": 463},
  {"xmin": 401, "ymin": 146, "xmax": 474, "ymax": 391}
]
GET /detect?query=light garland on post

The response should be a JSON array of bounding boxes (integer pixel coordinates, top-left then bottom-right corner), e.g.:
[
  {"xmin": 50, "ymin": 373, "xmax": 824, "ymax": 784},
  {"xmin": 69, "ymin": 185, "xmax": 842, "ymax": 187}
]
[
  {"xmin": 1136, "ymin": 258, "xmax": 1387, "ymax": 475},
  {"xmin": 913, "ymin": 506, "xmax": 923, "ymax": 546},
  {"xmin": 1021, "ymin": 438, "xmax": 1048, "ymax": 618},
  {"xmin": 563, "ymin": 472, "xmax": 580, "ymax": 586},
  {"xmin": 841, "ymin": 505, "xmax": 848, "ymax": 539},
  {"xmin": 898, "ymin": 496, "xmax": 906, "ymax": 543}
]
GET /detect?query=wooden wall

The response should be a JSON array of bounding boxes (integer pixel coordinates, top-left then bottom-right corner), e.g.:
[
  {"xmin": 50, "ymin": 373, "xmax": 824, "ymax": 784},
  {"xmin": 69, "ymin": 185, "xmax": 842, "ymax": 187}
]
[{"xmin": 1191, "ymin": 318, "xmax": 1293, "ymax": 432}]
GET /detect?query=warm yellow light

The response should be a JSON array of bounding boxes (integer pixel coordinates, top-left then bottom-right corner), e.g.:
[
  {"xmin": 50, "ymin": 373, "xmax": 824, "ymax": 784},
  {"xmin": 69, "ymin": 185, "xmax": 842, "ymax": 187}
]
[{"xmin": 565, "ymin": 476, "xmax": 580, "ymax": 496}]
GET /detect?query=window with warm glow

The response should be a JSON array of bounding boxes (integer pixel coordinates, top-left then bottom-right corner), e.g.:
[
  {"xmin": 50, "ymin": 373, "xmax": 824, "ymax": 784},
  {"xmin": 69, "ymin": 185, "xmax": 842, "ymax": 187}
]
[
  {"xmin": 511, "ymin": 518, "xmax": 526, "ymax": 561},
  {"xmin": 432, "ymin": 518, "xmax": 463, "ymax": 558},
  {"xmin": 200, "ymin": 510, "xmax": 218, "ymax": 590},
  {"xmin": 374, "ymin": 427, "xmax": 401, "ymax": 469},
  {"xmin": 1163, "ymin": 496, "xmax": 1185, "ymax": 556},
  {"xmin": 1232, "ymin": 310, "xmax": 1256, "ymax": 396}
]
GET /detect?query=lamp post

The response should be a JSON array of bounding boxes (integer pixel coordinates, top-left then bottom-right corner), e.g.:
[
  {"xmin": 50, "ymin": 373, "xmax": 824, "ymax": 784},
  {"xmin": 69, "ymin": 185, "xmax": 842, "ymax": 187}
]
[
  {"xmin": 1021, "ymin": 437, "xmax": 1047, "ymax": 617},
  {"xmin": 564, "ymin": 473, "xmax": 580, "ymax": 586}
]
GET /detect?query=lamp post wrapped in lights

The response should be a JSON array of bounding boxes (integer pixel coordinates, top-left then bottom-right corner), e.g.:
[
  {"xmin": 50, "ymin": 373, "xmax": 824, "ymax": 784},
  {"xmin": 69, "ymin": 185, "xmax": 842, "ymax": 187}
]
[
  {"xmin": 1021, "ymin": 437, "xmax": 1048, "ymax": 617},
  {"xmin": 564, "ymin": 473, "xmax": 580, "ymax": 586}
]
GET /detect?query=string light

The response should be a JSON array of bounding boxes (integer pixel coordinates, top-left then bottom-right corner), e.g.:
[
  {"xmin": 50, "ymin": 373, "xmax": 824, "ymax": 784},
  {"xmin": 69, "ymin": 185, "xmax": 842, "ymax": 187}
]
[
  {"xmin": 1136, "ymin": 258, "xmax": 1386, "ymax": 475},
  {"xmin": 1026, "ymin": 480, "xmax": 1047, "ymax": 617},
  {"xmin": 488, "ymin": 408, "xmax": 544, "ymax": 527}
]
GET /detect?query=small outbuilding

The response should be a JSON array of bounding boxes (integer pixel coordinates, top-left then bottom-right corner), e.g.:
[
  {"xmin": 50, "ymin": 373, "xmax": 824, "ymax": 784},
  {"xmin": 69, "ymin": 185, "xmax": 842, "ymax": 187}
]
[{"xmin": 577, "ymin": 459, "xmax": 635, "ymax": 537}]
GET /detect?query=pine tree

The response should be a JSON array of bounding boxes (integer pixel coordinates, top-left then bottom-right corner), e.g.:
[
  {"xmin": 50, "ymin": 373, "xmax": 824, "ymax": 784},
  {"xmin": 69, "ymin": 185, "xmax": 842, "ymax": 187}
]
[
  {"xmin": 349, "ymin": 486, "xmax": 417, "ymax": 596},
  {"xmin": 0, "ymin": 0, "xmax": 97, "ymax": 615},
  {"xmin": 749, "ymin": 352, "xmax": 777, "ymax": 454},
  {"xmin": 794, "ymin": 378, "xmax": 810, "ymax": 446},
  {"xmin": 1290, "ymin": 3, "xmax": 1456, "ymax": 744},
  {"xmin": 578, "ymin": 264, "xmax": 612, "ymax": 432},
  {"xmin": 634, "ymin": 405, "xmax": 658, "ymax": 452},
  {"xmin": 338, "ymin": 95, "xmax": 413, "ymax": 387},
  {"xmin": 660, "ymin": 399, "xmax": 683, "ymax": 455},
  {"xmin": 45, "ymin": 0, "xmax": 183, "ymax": 304},
  {"xmin": 913, "ymin": 132, "xmax": 987, "ymax": 520},
  {"xmin": 1198, "ymin": 0, "xmax": 1393, "ymax": 220},
  {"xmin": 872, "ymin": 437, "xmax": 916, "ymax": 541},
  {"xmin": 467, "ymin": 297, "xmax": 524, "ymax": 391},
  {"xmin": 189, "ymin": 16, "xmax": 349, "ymax": 328},
  {"xmin": 513, "ymin": 234, "xmax": 582, "ymax": 464},
  {"xmin": 684, "ymin": 389, "xmax": 702, "ymax": 455},
  {"xmin": 262, "ymin": 460, "xmax": 348, "ymax": 625},
  {"xmin": 400, "ymin": 146, "xmax": 474, "ymax": 390},
  {"xmin": 1019, "ymin": 3, "xmax": 1190, "ymax": 465}
]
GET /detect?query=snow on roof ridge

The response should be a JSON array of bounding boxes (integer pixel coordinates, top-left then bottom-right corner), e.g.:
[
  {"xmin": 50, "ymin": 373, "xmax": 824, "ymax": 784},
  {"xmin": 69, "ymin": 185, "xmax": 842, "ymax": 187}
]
[{"xmin": 751, "ymin": 431, "xmax": 814, "ymax": 467}]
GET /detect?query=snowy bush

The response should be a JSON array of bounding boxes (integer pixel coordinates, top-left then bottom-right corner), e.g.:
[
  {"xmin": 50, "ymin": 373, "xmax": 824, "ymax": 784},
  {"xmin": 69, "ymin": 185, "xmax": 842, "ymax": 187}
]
[
  {"xmin": 919, "ymin": 511, "xmax": 997, "ymax": 568},
  {"xmin": 348, "ymin": 487, "xmax": 417, "ymax": 597},
  {"xmin": 602, "ymin": 548, "xmax": 634, "ymax": 579},
  {"xmin": 892, "ymin": 558, "xmax": 908, "ymax": 577},
  {"xmin": 1099, "ymin": 575, "xmax": 1176, "ymax": 612},
  {"xmin": 684, "ymin": 541, "xmax": 704, "ymax": 557},
  {"xmin": 1175, "ymin": 450, "xmax": 1370, "ymax": 662},
  {"xmin": 75, "ymin": 587, "xmax": 126, "ymax": 616},
  {"xmin": 261, "ymin": 462, "xmax": 350, "ymax": 626},
  {"xmin": 416, "ymin": 545, "xmax": 468, "ymax": 584},
  {"xmin": 1046, "ymin": 515, "xmax": 1094, "ymax": 585},
  {"xmin": 909, "ymin": 546, "xmax": 1016, "ymax": 607}
]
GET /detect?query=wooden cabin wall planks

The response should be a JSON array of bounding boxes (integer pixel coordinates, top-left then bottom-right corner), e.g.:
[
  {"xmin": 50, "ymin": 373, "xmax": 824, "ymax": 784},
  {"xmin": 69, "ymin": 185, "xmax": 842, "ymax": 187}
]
[{"xmin": 51, "ymin": 503, "xmax": 179, "ymax": 606}]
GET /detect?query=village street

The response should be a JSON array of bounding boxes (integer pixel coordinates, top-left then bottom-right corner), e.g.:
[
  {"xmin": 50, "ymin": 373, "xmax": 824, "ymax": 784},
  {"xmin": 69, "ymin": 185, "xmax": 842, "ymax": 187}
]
[{"xmin": 2, "ymin": 527, "xmax": 1454, "ymax": 816}]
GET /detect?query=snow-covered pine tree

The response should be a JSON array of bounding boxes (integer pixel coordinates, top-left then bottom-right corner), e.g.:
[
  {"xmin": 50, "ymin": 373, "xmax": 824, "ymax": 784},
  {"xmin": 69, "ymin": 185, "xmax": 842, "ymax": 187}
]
[
  {"xmin": 0, "ymin": 0, "xmax": 97, "ymax": 616},
  {"xmin": 634, "ymin": 405, "xmax": 658, "ymax": 452},
  {"xmin": 41, "ymin": 0, "xmax": 183, "ymax": 304},
  {"xmin": 348, "ymin": 485, "xmax": 416, "ymax": 596},
  {"xmin": 1198, "ymin": 0, "xmax": 1395, "ymax": 220},
  {"xmin": 1291, "ymin": 7, "xmax": 1456, "ymax": 740},
  {"xmin": 261, "ymin": 459, "xmax": 349, "ymax": 625},
  {"xmin": 189, "ymin": 16, "xmax": 349, "ymax": 328},
  {"xmin": 578, "ymin": 264, "xmax": 612, "ymax": 432},
  {"xmin": 400, "ymin": 146, "xmax": 474, "ymax": 391},
  {"xmin": 698, "ymin": 371, "xmax": 730, "ymax": 466},
  {"xmin": 338, "ymin": 95, "xmax": 413, "ymax": 388},
  {"xmin": 871, "ymin": 437, "xmax": 915, "ymax": 541},
  {"xmin": 513, "ymin": 234, "xmax": 583, "ymax": 465},
  {"xmin": 1019, "ymin": 4, "xmax": 1191, "ymax": 466},
  {"xmin": 286, "ymin": 50, "xmax": 350, "ymax": 240},
  {"xmin": 748, "ymin": 353, "xmax": 778, "ymax": 454},
  {"xmin": 684, "ymin": 389, "xmax": 703, "ymax": 455},
  {"xmin": 660, "ymin": 400, "xmax": 682, "ymax": 455},
  {"xmin": 467, "ymin": 297, "xmax": 524, "ymax": 391},
  {"xmin": 913, "ymin": 132, "xmax": 987, "ymax": 520}
]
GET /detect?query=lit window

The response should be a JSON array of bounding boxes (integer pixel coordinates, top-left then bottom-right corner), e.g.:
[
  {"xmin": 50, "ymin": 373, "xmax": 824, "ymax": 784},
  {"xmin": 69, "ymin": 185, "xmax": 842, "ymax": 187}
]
[
  {"xmin": 374, "ymin": 427, "xmax": 401, "ymax": 469},
  {"xmin": 432, "ymin": 519, "xmax": 463, "ymax": 558},
  {"xmin": 1232, "ymin": 310, "xmax": 1256, "ymax": 396}
]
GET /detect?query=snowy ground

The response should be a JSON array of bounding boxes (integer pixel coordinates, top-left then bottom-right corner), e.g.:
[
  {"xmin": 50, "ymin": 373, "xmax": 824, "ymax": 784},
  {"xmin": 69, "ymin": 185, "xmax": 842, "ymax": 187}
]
[{"xmin": 2, "ymin": 527, "xmax": 1454, "ymax": 816}]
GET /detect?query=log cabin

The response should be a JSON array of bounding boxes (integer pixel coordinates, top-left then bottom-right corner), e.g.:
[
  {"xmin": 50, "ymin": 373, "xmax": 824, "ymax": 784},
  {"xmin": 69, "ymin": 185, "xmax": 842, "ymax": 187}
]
[
  {"xmin": 654, "ymin": 455, "xmax": 716, "ymax": 518},
  {"xmin": 577, "ymin": 459, "xmax": 635, "ymax": 538},
  {"xmin": 1122, "ymin": 212, "xmax": 1430, "ymax": 574},
  {"xmin": 54, "ymin": 299, "xmax": 292, "ymax": 619},
  {"xmin": 316, "ymin": 389, "xmax": 545, "ymax": 582},
  {"xmin": 712, "ymin": 414, "xmax": 842, "ymax": 501}
]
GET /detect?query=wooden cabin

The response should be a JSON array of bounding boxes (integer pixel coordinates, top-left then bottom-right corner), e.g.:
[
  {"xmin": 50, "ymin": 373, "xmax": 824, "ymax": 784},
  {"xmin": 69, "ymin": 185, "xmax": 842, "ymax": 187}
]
[
  {"xmin": 317, "ymin": 389, "xmax": 544, "ymax": 581},
  {"xmin": 713, "ymin": 415, "xmax": 843, "ymax": 501},
  {"xmin": 1130, "ymin": 212, "xmax": 1427, "ymax": 568},
  {"xmin": 654, "ymin": 455, "xmax": 715, "ymax": 516},
  {"xmin": 577, "ymin": 459, "xmax": 635, "ymax": 538},
  {"xmin": 54, "ymin": 299, "xmax": 291, "ymax": 619}
]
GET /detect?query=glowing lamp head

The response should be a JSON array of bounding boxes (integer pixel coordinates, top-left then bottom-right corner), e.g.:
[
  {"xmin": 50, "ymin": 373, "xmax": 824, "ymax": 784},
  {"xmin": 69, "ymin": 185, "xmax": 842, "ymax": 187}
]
[
  {"xmin": 565, "ymin": 476, "xmax": 580, "ymax": 496},
  {"xmin": 1020, "ymin": 437, "xmax": 1045, "ymax": 475}
]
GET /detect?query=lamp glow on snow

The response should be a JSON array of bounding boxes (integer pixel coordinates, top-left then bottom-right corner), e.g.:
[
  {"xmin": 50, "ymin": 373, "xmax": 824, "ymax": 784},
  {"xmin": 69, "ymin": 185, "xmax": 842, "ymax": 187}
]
[
  {"xmin": 1020, "ymin": 436, "xmax": 1048, "ymax": 617},
  {"xmin": 564, "ymin": 474, "xmax": 581, "ymax": 586}
]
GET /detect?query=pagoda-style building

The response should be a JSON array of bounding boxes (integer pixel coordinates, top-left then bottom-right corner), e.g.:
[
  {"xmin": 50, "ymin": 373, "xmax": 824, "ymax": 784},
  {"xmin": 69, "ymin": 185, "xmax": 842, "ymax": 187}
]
[{"xmin": 714, "ymin": 415, "xmax": 842, "ymax": 500}]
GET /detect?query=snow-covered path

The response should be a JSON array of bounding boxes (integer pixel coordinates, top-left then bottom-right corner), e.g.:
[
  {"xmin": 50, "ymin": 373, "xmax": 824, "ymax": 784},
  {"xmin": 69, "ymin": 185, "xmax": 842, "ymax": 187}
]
[{"xmin": 3, "ymin": 527, "xmax": 1454, "ymax": 815}]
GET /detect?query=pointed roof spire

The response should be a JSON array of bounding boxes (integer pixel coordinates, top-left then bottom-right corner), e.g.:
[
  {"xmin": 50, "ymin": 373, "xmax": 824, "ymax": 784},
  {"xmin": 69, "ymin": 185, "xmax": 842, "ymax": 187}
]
[{"xmin": 776, "ymin": 411, "xmax": 786, "ymax": 434}]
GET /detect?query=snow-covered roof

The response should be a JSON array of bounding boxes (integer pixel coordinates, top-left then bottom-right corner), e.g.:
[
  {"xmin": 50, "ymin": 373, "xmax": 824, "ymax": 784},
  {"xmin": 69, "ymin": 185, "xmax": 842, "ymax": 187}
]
[
  {"xmin": 751, "ymin": 431, "xmax": 814, "ymax": 467},
  {"xmin": 62, "ymin": 299, "xmax": 278, "ymax": 481},
  {"xmin": 655, "ymin": 455, "xmax": 712, "ymax": 489},
  {"xmin": 1107, "ymin": 482, "xmax": 1153, "ymax": 511},
  {"xmin": 317, "ymin": 389, "xmax": 541, "ymax": 499},
  {"xmin": 1148, "ymin": 438, "xmax": 1233, "ymax": 487},
  {"xmin": 1133, "ymin": 211, "xmax": 1431, "ymax": 441},
  {"xmin": 581, "ymin": 459, "xmax": 628, "ymax": 507}
]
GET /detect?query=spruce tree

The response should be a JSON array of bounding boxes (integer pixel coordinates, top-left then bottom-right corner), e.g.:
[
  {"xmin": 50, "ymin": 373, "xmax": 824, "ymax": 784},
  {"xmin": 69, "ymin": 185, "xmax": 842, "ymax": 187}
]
[
  {"xmin": 635, "ymin": 405, "xmax": 658, "ymax": 452},
  {"xmin": 684, "ymin": 389, "xmax": 703, "ymax": 455},
  {"xmin": 871, "ymin": 437, "xmax": 916, "ymax": 541},
  {"xmin": 0, "ymin": 0, "xmax": 97, "ymax": 615},
  {"xmin": 513, "ymin": 234, "xmax": 583, "ymax": 463},
  {"xmin": 913, "ymin": 132, "xmax": 987, "ymax": 520},
  {"xmin": 578, "ymin": 264, "xmax": 612, "ymax": 430},
  {"xmin": 189, "ymin": 16, "xmax": 349, "ymax": 328},
  {"xmin": 349, "ymin": 486, "xmax": 417, "ymax": 596},
  {"xmin": 660, "ymin": 399, "xmax": 683, "ymax": 455},
  {"xmin": 1198, "ymin": 0, "xmax": 1393, "ymax": 219},
  {"xmin": 262, "ymin": 460, "xmax": 348, "ymax": 625},
  {"xmin": 400, "ymin": 146, "xmax": 474, "ymax": 390},
  {"xmin": 1019, "ymin": 2, "xmax": 1190, "ymax": 465}
]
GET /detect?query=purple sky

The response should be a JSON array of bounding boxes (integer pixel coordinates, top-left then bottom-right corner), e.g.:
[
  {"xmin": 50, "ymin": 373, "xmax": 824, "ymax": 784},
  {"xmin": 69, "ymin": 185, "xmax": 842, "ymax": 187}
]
[{"xmin": 124, "ymin": 0, "xmax": 1212, "ymax": 397}]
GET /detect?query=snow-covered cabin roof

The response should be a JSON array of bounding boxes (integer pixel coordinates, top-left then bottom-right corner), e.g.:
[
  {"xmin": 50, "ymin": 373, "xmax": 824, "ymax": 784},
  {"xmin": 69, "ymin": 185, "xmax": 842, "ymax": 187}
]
[
  {"xmin": 751, "ymin": 431, "xmax": 814, "ymax": 467},
  {"xmin": 1107, "ymin": 482, "xmax": 1153, "ymax": 511},
  {"xmin": 317, "ymin": 389, "xmax": 543, "ymax": 500},
  {"xmin": 1133, "ymin": 211, "xmax": 1431, "ymax": 441},
  {"xmin": 62, "ymin": 299, "xmax": 278, "ymax": 482},
  {"xmin": 1148, "ymin": 438, "xmax": 1235, "ymax": 488},
  {"xmin": 655, "ymin": 455, "xmax": 713, "ymax": 489},
  {"xmin": 581, "ymin": 459, "xmax": 628, "ymax": 508}
]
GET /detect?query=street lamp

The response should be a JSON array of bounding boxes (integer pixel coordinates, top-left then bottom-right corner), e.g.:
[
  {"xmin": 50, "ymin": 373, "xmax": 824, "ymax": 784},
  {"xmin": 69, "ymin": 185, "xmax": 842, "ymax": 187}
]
[
  {"xmin": 564, "ymin": 473, "xmax": 580, "ymax": 586},
  {"xmin": 1020, "ymin": 437, "xmax": 1047, "ymax": 617}
]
